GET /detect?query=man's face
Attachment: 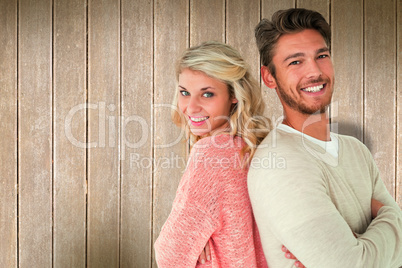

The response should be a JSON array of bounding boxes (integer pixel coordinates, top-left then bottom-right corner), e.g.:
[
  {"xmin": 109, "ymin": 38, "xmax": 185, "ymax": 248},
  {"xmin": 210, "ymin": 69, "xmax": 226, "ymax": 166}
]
[{"xmin": 263, "ymin": 29, "xmax": 334, "ymax": 115}]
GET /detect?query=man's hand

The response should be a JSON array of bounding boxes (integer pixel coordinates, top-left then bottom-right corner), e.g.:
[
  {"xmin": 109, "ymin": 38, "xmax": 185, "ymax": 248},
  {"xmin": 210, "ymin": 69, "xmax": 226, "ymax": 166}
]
[
  {"xmin": 198, "ymin": 241, "xmax": 211, "ymax": 264},
  {"xmin": 282, "ymin": 245, "xmax": 305, "ymax": 268},
  {"xmin": 371, "ymin": 198, "xmax": 384, "ymax": 218}
]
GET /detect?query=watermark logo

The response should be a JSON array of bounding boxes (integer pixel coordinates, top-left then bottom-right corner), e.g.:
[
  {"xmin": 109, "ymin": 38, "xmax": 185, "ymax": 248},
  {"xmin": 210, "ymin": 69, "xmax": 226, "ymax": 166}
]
[{"xmin": 64, "ymin": 101, "xmax": 340, "ymax": 166}]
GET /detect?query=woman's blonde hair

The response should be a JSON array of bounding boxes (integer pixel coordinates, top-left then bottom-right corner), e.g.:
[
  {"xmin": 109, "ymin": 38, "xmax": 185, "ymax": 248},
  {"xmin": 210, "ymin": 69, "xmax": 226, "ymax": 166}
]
[{"xmin": 172, "ymin": 41, "xmax": 270, "ymax": 163}]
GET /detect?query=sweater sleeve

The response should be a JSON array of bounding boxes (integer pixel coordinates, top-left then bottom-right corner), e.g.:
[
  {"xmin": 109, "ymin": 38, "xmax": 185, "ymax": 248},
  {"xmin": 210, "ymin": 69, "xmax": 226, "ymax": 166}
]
[
  {"xmin": 154, "ymin": 200, "xmax": 217, "ymax": 268},
  {"xmin": 248, "ymin": 140, "xmax": 402, "ymax": 268},
  {"xmin": 154, "ymin": 136, "xmax": 240, "ymax": 267},
  {"xmin": 361, "ymin": 145, "xmax": 402, "ymax": 267}
]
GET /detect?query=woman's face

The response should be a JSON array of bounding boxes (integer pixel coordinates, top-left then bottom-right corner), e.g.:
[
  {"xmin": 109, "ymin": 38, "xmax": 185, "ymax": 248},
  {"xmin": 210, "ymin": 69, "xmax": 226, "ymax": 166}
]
[{"xmin": 177, "ymin": 68, "xmax": 238, "ymax": 137}]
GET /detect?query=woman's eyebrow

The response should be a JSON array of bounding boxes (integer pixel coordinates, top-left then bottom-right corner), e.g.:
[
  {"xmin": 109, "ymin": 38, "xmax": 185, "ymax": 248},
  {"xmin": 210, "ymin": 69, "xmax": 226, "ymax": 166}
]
[{"xmin": 201, "ymin": 87, "xmax": 214, "ymax": 91}]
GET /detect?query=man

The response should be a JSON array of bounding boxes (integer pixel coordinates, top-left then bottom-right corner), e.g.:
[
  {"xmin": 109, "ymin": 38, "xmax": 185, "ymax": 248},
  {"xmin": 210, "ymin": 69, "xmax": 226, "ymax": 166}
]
[{"xmin": 248, "ymin": 8, "xmax": 402, "ymax": 268}]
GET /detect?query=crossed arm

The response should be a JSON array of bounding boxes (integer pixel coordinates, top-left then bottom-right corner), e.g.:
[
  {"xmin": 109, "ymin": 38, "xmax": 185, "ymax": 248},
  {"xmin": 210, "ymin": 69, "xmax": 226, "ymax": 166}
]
[
  {"xmin": 198, "ymin": 234, "xmax": 306, "ymax": 267},
  {"xmin": 198, "ymin": 197, "xmax": 388, "ymax": 267},
  {"xmin": 248, "ymin": 160, "xmax": 402, "ymax": 267}
]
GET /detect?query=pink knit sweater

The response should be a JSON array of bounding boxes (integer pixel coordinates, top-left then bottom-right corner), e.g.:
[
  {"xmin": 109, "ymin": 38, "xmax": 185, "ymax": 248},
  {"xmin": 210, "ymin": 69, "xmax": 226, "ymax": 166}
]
[{"xmin": 154, "ymin": 134, "xmax": 268, "ymax": 267}]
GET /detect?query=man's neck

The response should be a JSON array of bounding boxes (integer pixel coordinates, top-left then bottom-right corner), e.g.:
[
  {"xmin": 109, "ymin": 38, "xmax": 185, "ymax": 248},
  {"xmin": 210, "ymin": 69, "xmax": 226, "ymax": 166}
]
[{"xmin": 282, "ymin": 110, "xmax": 331, "ymax": 141}]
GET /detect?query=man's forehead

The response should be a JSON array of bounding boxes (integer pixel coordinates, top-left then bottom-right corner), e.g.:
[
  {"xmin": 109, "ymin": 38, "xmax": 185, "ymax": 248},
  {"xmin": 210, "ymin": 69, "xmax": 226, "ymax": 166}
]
[{"xmin": 273, "ymin": 29, "xmax": 328, "ymax": 58}]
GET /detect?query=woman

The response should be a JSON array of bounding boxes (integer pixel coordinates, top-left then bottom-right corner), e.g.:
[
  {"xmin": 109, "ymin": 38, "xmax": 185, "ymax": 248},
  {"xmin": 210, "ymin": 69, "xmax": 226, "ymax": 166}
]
[{"xmin": 154, "ymin": 41, "xmax": 270, "ymax": 267}]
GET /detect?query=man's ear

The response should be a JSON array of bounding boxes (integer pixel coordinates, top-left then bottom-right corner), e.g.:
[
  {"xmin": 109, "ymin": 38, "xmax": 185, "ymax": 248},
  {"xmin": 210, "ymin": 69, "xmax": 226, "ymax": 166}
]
[{"xmin": 261, "ymin": 66, "xmax": 277, "ymax": 89}]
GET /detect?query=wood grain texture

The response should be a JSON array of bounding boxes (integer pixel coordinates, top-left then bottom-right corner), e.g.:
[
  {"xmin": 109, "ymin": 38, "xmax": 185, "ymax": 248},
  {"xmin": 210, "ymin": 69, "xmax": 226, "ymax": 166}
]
[
  {"xmin": 226, "ymin": 0, "xmax": 260, "ymax": 79},
  {"xmin": 53, "ymin": 0, "xmax": 87, "ymax": 266},
  {"xmin": 120, "ymin": 0, "xmax": 153, "ymax": 267},
  {"xmin": 261, "ymin": 0, "xmax": 295, "ymax": 20},
  {"xmin": 331, "ymin": 0, "xmax": 364, "ymax": 140},
  {"xmin": 152, "ymin": 0, "xmax": 188, "ymax": 267},
  {"xmin": 297, "ymin": 0, "xmax": 329, "ymax": 21},
  {"xmin": 18, "ymin": 0, "xmax": 53, "ymax": 266},
  {"xmin": 0, "ymin": 0, "xmax": 17, "ymax": 267},
  {"xmin": 397, "ymin": 0, "xmax": 401, "ymax": 207},
  {"xmin": 87, "ymin": 0, "xmax": 120, "ymax": 266},
  {"xmin": 364, "ymin": 0, "xmax": 396, "ymax": 198},
  {"xmin": 260, "ymin": 0, "xmax": 295, "ymax": 124},
  {"xmin": 0, "ymin": 1, "xmax": 400, "ymax": 266},
  {"xmin": 190, "ymin": 0, "xmax": 225, "ymax": 46}
]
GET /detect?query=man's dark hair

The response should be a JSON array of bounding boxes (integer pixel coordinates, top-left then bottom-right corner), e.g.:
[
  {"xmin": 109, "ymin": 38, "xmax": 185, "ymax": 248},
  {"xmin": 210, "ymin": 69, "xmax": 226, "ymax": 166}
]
[{"xmin": 255, "ymin": 8, "xmax": 331, "ymax": 78}]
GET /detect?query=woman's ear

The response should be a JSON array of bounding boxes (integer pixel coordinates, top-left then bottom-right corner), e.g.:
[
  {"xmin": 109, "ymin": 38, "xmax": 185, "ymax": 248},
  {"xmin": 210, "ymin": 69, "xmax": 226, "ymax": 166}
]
[
  {"xmin": 261, "ymin": 66, "xmax": 277, "ymax": 89},
  {"xmin": 231, "ymin": 97, "xmax": 238, "ymax": 104}
]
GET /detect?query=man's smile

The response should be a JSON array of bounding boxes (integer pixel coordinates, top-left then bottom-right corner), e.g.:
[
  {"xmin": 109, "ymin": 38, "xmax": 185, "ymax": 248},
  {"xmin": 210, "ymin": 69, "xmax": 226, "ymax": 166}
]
[{"xmin": 301, "ymin": 84, "xmax": 324, "ymax": 93}]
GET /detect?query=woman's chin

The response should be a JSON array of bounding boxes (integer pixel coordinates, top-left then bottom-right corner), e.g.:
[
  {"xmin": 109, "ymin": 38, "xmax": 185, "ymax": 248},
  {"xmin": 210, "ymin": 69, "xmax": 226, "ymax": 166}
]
[{"xmin": 190, "ymin": 128, "xmax": 210, "ymax": 137}]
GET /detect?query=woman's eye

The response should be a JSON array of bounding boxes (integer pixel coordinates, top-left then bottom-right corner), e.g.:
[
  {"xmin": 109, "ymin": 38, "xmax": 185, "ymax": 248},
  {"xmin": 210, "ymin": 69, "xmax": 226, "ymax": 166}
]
[
  {"xmin": 203, "ymin": 92, "xmax": 214, "ymax": 98},
  {"xmin": 180, "ymin": 90, "xmax": 189, "ymax": 96}
]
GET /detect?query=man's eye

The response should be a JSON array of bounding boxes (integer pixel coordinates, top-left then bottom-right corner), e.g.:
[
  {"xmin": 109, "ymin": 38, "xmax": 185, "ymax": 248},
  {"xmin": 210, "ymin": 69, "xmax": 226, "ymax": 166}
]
[
  {"xmin": 203, "ymin": 92, "xmax": 214, "ymax": 98},
  {"xmin": 180, "ymin": 90, "xmax": 189, "ymax": 96},
  {"xmin": 318, "ymin": 54, "xmax": 329, "ymax": 59},
  {"xmin": 289, "ymin": 60, "xmax": 300, "ymax": 65}
]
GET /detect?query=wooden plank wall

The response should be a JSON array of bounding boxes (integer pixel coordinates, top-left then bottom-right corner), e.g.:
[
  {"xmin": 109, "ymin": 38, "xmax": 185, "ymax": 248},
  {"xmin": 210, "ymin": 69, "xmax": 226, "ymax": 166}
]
[
  {"xmin": 54, "ymin": 0, "xmax": 86, "ymax": 267},
  {"xmin": 0, "ymin": 0, "xmax": 17, "ymax": 267},
  {"xmin": 0, "ymin": 0, "xmax": 400, "ymax": 267},
  {"xmin": 18, "ymin": 0, "xmax": 53, "ymax": 267},
  {"xmin": 397, "ymin": 0, "xmax": 402, "ymax": 206}
]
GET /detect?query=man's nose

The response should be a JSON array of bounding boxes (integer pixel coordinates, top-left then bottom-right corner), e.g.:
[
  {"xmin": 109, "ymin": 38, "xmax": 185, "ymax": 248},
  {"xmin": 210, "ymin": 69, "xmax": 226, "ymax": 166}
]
[{"xmin": 305, "ymin": 60, "xmax": 323, "ymax": 79}]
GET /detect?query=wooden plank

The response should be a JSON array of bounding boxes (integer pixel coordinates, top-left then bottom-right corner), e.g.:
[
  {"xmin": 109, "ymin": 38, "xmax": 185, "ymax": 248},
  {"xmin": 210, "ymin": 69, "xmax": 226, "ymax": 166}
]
[
  {"xmin": 297, "ymin": 0, "xmax": 329, "ymax": 21},
  {"xmin": 260, "ymin": 0, "xmax": 295, "ymax": 123},
  {"xmin": 18, "ymin": 0, "xmax": 53, "ymax": 266},
  {"xmin": 152, "ymin": 0, "xmax": 188, "ymax": 267},
  {"xmin": 364, "ymin": 0, "xmax": 396, "ymax": 198},
  {"xmin": 331, "ymin": 0, "xmax": 364, "ymax": 140},
  {"xmin": 190, "ymin": 0, "xmax": 225, "ymax": 46},
  {"xmin": 87, "ymin": 0, "xmax": 120, "ymax": 266},
  {"xmin": 0, "ymin": 0, "xmax": 17, "ymax": 267},
  {"xmin": 120, "ymin": 0, "xmax": 153, "ymax": 267},
  {"xmin": 397, "ymin": 0, "xmax": 401, "ymax": 207},
  {"xmin": 53, "ymin": 0, "xmax": 86, "ymax": 266},
  {"xmin": 261, "ymin": 0, "xmax": 295, "ymax": 20},
  {"xmin": 226, "ymin": 0, "xmax": 260, "ymax": 78}
]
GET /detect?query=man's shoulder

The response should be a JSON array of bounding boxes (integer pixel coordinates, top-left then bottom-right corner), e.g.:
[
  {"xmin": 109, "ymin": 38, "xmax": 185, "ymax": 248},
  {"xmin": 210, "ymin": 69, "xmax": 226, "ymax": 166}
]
[
  {"xmin": 335, "ymin": 133, "xmax": 370, "ymax": 153},
  {"xmin": 254, "ymin": 127, "xmax": 315, "ymax": 165},
  {"xmin": 257, "ymin": 127, "xmax": 303, "ymax": 152},
  {"xmin": 335, "ymin": 133, "xmax": 363, "ymax": 144},
  {"xmin": 249, "ymin": 128, "xmax": 322, "ymax": 181}
]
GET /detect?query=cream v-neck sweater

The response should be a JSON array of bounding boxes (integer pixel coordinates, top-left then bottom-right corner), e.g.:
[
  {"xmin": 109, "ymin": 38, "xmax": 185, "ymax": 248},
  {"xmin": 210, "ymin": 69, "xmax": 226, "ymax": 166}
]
[{"xmin": 248, "ymin": 128, "xmax": 402, "ymax": 268}]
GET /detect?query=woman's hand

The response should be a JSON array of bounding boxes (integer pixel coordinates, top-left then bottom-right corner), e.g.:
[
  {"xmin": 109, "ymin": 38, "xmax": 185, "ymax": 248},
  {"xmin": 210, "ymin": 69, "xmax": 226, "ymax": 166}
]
[
  {"xmin": 282, "ymin": 245, "xmax": 305, "ymax": 268},
  {"xmin": 198, "ymin": 241, "xmax": 211, "ymax": 264}
]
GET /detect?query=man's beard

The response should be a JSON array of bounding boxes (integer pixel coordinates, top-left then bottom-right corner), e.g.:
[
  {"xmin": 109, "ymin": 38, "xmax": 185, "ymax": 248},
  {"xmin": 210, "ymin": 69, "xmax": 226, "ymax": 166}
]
[{"xmin": 276, "ymin": 78, "xmax": 332, "ymax": 115}]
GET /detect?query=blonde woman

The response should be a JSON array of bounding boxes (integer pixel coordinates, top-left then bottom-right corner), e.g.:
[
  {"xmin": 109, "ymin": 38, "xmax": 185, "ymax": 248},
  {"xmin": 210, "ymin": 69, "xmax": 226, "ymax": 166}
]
[{"xmin": 154, "ymin": 42, "xmax": 269, "ymax": 267}]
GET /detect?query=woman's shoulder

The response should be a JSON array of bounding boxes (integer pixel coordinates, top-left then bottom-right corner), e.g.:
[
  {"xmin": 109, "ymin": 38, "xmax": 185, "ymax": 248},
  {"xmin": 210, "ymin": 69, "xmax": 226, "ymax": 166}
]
[
  {"xmin": 192, "ymin": 134, "xmax": 245, "ymax": 153},
  {"xmin": 187, "ymin": 134, "xmax": 246, "ymax": 174}
]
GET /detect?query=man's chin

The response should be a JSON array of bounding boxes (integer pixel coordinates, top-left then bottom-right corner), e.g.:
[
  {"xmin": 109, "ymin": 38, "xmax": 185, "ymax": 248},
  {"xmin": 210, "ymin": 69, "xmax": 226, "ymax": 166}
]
[{"xmin": 298, "ymin": 104, "xmax": 330, "ymax": 115}]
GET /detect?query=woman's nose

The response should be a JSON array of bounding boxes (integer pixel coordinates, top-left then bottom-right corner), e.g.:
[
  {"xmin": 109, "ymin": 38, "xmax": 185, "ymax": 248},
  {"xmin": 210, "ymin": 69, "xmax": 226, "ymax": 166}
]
[{"xmin": 186, "ymin": 96, "xmax": 201, "ymax": 114}]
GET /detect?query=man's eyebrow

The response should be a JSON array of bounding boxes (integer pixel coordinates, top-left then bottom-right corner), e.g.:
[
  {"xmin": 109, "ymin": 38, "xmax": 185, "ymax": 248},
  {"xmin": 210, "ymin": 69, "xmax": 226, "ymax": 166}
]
[
  {"xmin": 283, "ymin": 47, "xmax": 330, "ymax": 63},
  {"xmin": 317, "ymin": 47, "xmax": 330, "ymax": 54},
  {"xmin": 284, "ymin": 52, "xmax": 304, "ymax": 63}
]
